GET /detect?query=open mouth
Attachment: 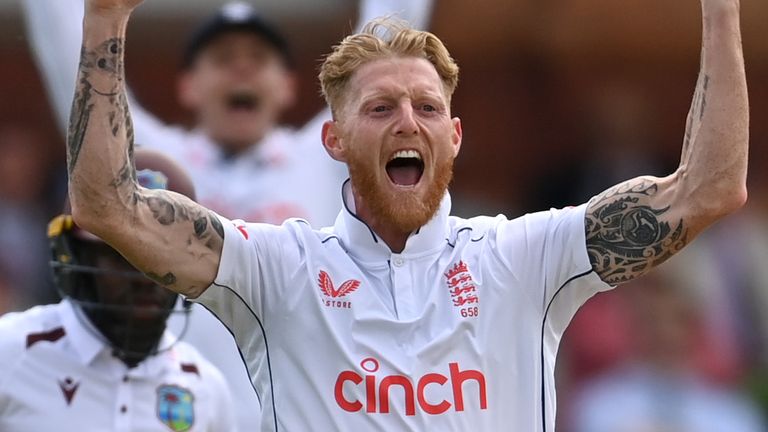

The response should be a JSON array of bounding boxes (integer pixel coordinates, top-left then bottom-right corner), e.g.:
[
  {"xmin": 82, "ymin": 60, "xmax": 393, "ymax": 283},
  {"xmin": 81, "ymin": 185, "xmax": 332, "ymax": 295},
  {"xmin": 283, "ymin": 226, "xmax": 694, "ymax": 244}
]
[
  {"xmin": 386, "ymin": 150, "xmax": 424, "ymax": 187},
  {"xmin": 226, "ymin": 91, "xmax": 260, "ymax": 113}
]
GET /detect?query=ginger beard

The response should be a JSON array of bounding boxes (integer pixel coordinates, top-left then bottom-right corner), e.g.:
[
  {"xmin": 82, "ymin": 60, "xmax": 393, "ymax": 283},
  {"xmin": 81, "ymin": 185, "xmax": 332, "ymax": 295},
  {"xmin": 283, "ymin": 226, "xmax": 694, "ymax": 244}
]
[{"xmin": 347, "ymin": 147, "xmax": 454, "ymax": 234}]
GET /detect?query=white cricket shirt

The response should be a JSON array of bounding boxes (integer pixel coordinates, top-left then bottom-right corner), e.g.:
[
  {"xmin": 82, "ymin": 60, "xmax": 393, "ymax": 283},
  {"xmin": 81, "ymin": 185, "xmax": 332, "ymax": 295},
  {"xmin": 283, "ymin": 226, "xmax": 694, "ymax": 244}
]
[
  {"xmin": 195, "ymin": 181, "xmax": 613, "ymax": 431},
  {"xmin": 0, "ymin": 300, "xmax": 234, "ymax": 432}
]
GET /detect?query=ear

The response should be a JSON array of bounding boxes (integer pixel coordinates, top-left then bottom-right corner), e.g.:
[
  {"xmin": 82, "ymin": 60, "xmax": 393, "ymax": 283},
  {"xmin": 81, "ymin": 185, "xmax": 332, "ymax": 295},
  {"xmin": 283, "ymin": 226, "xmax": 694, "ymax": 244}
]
[
  {"xmin": 450, "ymin": 117, "xmax": 463, "ymax": 158},
  {"xmin": 322, "ymin": 120, "xmax": 346, "ymax": 162},
  {"xmin": 177, "ymin": 70, "xmax": 201, "ymax": 111}
]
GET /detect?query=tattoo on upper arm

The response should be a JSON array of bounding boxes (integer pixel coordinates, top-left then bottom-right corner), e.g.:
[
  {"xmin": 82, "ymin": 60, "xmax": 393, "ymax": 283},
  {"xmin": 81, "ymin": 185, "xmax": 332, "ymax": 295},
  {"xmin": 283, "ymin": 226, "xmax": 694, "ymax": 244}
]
[
  {"xmin": 134, "ymin": 191, "xmax": 224, "ymax": 288},
  {"xmin": 585, "ymin": 180, "xmax": 688, "ymax": 285},
  {"xmin": 146, "ymin": 271, "xmax": 177, "ymax": 286},
  {"xmin": 209, "ymin": 212, "xmax": 225, "ymax": 239},
  {"xmin": 139, "ymin": 191, "xmax": 224, "ymax": 243}
]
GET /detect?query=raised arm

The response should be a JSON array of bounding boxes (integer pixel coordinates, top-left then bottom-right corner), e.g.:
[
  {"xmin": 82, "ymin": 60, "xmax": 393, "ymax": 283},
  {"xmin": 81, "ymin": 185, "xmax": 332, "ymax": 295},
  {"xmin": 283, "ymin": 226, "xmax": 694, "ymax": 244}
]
[
  {"xmin": 23, "ymin": 0, "xmax": 178, "ymax": 150},
  {"xmin": 586, "ymin": 0, "xmax": 748, "ymax": 285},
  {"xmin": 68, "ymin": 0, "xmax": 221, "ymax": 298}
]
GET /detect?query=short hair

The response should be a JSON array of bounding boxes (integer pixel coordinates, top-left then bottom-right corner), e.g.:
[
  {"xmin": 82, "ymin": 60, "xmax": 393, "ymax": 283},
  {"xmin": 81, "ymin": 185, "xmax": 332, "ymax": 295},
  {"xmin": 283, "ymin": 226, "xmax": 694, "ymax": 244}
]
[{"xmin": 319, "ymin": 18, "xmax": 460, "ymax": 119}]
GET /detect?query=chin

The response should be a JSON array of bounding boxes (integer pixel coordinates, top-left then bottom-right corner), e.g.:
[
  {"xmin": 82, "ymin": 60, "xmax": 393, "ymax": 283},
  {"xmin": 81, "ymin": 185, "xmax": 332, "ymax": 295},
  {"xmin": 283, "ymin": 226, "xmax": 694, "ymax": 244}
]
[
  {"xmin": 386, "ymin": 188, "xmax": 441, "ymax": 232},
  {"xmin": 213, "ymin": 129, "xmax": 264, "ymax": 152},
  {"xmin": 350, "ymin": 159, "xmax": 453, "ymax": 233}
]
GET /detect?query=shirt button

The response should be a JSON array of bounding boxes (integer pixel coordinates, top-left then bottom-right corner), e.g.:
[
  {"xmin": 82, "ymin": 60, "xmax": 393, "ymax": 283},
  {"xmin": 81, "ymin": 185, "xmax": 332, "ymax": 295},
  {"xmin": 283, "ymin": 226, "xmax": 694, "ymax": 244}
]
[
  {"xmin": 120, "ymin": 405, "xmax": 127, "ymax": 414},
  {"xmin": 393, "ymin": 257, "xmax": 405, "ymax": 267},
  {"xmin": 122, "ymin": 376, "xmax": 129, "ymax": 383}
]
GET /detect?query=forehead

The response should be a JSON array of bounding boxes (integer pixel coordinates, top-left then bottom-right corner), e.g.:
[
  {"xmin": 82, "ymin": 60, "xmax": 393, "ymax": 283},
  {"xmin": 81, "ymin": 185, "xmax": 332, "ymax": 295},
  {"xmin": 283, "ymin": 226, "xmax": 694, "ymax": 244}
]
[
  {"xmin": 194, "ymin": 31, "xmax": 283, "ymax": 61},
  {"xmin": 347, "ymin": 57, "xmax": 444, "ymax": 102}
]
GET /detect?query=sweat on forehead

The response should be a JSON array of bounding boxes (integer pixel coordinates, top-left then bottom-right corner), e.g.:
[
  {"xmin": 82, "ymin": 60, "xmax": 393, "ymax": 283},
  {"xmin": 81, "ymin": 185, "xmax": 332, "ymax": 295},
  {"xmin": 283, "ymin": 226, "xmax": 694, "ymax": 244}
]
[{"xmin": 319, "ymin": 18, "xmax": 460, "ymax": 118}]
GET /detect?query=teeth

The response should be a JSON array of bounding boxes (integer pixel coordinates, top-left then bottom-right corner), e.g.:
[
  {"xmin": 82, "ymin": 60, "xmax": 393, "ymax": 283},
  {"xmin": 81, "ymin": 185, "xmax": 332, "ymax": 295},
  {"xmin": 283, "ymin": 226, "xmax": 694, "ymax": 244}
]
[{"xmin": 391, "ymin": 150, "xmax": 422, "ymax": 161}]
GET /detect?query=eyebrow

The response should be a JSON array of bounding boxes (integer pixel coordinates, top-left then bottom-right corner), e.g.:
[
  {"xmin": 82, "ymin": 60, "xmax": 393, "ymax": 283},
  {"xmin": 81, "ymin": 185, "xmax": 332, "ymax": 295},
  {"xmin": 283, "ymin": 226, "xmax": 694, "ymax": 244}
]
[{"xmin": 359, "ymin": 89, "xmax": 446, "ymax": 106}]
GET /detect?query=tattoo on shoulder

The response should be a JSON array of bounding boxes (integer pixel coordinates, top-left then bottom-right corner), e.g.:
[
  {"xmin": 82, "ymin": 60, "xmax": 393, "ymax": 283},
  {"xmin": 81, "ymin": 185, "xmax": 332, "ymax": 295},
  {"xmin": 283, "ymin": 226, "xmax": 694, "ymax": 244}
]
[{"xmin": 585, "ymin": 179, "xmax": 688, "ymax": 285}]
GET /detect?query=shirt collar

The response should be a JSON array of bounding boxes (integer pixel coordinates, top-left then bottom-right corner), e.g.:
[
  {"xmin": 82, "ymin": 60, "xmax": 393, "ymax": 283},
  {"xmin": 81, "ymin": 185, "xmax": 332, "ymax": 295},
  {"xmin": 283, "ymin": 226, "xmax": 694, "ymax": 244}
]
[
  {"xmin": 333, "ymin": 179, "xmax": 451, "ymax": 262},
  {"xmin": 58, "ymin": 299, "xmax": 109, "ymax": 366},
  {"xmin": 58, "ymin": 299, "xmax": 178, "ymax": 372}
]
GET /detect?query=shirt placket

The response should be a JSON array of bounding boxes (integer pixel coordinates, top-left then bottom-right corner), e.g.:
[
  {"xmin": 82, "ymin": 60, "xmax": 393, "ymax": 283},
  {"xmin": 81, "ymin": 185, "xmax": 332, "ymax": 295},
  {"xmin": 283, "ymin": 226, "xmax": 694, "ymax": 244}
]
[
  {"xmin": 114, "ymin": 371, "xmax": 132, "ymax": 432},
  {"xmin": 391, "ymin": 254, "xmax": 416, "ymax": 320}
]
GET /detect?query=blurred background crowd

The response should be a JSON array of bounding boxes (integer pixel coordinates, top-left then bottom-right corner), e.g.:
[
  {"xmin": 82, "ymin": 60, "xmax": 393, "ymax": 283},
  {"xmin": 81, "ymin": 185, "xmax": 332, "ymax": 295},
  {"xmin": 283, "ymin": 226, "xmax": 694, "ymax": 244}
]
[{"xmin": 1, "ymin": 0, "xmax": 767, "ymax": 430}]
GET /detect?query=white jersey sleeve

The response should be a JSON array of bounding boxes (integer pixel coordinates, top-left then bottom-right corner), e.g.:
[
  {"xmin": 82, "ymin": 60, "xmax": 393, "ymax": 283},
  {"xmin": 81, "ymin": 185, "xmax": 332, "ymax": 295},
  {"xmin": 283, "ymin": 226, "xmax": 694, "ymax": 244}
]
[
  {"xmin": 196, "ymin": 216, "xmax": 305, "ymax": 319},
  {"xmin": 357, "ymin": 0, "xmax": 435, "ymax": 31},
  {"xmin": 22, "ymin": 0, "xmax": 188, "ymax": 156},
  {"xmin": 493, "ymin": 204, "xmax": 613, "ymax": 333},
  {"xmin": 192, "ymin": 215, "xmax": 307, "ymax": 416},
  {"xmin": 21, "ymin": 0, "xmax": 84, "ymax": 134}
]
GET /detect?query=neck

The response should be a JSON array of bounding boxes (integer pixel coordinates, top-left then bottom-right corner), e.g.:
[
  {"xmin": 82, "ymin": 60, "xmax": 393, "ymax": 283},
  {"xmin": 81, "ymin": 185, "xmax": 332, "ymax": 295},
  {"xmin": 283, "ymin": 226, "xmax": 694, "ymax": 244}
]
[{"xmin": 352, "ymin": 189, "xmax": 410, "ymax": 253}]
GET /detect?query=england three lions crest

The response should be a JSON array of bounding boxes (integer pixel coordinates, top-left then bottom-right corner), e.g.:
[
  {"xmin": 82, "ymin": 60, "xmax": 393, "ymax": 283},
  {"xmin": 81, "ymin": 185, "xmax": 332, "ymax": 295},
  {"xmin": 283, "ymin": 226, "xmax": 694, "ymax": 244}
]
[{"xmin": 445, "ymin": 261, "xmax": 480, "ymax": 317}]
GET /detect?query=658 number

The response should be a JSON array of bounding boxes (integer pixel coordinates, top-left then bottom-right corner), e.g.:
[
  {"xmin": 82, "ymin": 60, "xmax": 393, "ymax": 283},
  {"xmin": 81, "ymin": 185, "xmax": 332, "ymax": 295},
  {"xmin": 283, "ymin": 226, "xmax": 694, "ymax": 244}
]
[{"xmin": 460, "ymin": 307, "xmax": 479, "ymax": 318}]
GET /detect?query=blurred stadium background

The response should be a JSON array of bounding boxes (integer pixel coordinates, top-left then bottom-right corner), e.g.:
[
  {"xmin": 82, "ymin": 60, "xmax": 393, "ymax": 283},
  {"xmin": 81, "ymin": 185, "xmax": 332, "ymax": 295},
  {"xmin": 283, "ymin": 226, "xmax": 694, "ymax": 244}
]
[{"xmin": 1, "ymin": 0, "xmax": 767, "ymax": 430}]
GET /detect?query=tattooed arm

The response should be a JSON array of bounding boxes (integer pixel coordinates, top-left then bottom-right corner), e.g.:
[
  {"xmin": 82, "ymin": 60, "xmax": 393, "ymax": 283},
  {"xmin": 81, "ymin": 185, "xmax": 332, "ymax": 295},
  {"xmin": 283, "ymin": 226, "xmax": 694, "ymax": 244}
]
[
  {"xmin": 586, "ymin": 0, "xmax": 748, "ymax": 285},
  {"xmin": 68, "ymin": 1, "xmax": 221, "ymax": 298}
]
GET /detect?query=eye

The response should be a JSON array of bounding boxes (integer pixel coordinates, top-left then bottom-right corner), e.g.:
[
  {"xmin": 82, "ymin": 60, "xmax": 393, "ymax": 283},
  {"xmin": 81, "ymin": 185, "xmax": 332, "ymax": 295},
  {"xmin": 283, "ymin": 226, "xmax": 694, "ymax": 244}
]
[
  {"xmin": 372, "ymin": 105, "xmax": 390, "ymax": 113},
  {"xmin": 422, "ymin": 104, "xmax": 436, "ymax": 112}
]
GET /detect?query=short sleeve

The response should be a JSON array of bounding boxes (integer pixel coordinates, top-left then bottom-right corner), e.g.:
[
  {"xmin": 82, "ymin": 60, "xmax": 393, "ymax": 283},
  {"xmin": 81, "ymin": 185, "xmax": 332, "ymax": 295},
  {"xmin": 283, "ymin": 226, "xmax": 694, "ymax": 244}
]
[
  {"xmin": 494, "ymin": 204, "xmax": 613, "ymax": 333},
  {"xmin": 192, "ymin": 214, "xmax": 300, "ymax": 323}
]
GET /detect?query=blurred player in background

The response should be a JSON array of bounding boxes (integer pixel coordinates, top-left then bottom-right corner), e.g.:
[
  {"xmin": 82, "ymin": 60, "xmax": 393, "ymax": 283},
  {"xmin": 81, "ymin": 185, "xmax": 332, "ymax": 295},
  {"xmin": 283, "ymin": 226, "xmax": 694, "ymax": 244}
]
[
  {"xmin": 24, "ymin": 0, "xmax": 434, "ymax": 225},
  {"xmin": 572, "ymin": 274, "xmax": 765, "ymax": 432},
  {"xmin": 24, "ymin": 0, "xmax": 434, "ymax": 429},
  {"xmin": 0, "ymin": 148, "xmax": 234, "ymax": 431}
]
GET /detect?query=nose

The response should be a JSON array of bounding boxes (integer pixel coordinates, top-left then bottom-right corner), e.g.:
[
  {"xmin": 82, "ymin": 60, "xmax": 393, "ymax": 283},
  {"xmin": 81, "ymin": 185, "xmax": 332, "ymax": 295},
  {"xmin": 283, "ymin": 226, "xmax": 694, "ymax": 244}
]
[
  {"xmin": 394, "ymin": 103, "xmax": 418, "ymax": 137},
  {"xmin": 229, "ymin": 54, "xmax": 263, "ymax": 79}
]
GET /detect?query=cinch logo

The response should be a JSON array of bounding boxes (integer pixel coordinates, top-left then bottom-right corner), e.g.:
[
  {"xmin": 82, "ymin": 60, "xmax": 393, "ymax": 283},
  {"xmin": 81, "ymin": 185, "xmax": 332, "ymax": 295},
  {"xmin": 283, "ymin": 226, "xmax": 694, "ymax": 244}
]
[
  {"xmin": 318, "ymin": 270, "xmax": 360, "ymax": 309},
  {"xmin": 334, "ymin": 358, "xmax": 488, "ymax": 416}
]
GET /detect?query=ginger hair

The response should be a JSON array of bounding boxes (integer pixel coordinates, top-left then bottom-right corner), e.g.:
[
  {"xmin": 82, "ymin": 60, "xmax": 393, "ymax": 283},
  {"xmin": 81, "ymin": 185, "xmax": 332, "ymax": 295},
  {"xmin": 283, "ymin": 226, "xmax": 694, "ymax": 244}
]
[{"xmin": 319, "ymin": 18, "xmax": 459, "ymax": 119}]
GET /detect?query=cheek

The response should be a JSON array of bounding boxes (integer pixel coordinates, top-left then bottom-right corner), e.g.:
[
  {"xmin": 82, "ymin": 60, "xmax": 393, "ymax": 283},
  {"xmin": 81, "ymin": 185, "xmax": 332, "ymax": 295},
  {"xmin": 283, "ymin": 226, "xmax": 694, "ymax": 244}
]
[{"xmin": 93, "ymin": 278, "xmax": 124, "ymax": 303}]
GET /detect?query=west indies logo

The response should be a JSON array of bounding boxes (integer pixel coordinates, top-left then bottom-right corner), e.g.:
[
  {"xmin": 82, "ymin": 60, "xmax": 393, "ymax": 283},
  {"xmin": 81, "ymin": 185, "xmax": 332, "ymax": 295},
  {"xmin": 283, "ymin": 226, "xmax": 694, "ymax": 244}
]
[
  {"xmin": 156, "ymin": 385, "xmax": 194, "ymax": 432},
  {"xmin": 445, "ymin": 261, "xmax": 480, "ymax": 318},
  {"xmin": 318, "ymin": 270, "xmax": 361, "ymax": 309}
]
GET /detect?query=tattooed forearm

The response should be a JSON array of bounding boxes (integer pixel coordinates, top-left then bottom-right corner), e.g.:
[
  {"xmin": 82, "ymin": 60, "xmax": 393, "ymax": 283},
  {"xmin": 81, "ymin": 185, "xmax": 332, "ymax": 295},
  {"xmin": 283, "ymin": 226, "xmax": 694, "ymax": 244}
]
[
  {"xmin": 681, "ymin": 73, "xmax": 711, "ymax": 161},
  {"xmin": 67, "ymin": 75, "xmax": 94, "ymax": 175},
  {"xmin": 67, "ymin": 38, "xmax": 129, "ymax": 176},
  {"xmin": 586, "ymin": 179, "xmax": 688, "ymax": 285},
  {"xmin": 109, "ymin": 154, "xmax": 135, "ymax": 188}
]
